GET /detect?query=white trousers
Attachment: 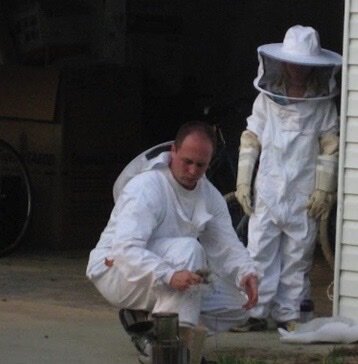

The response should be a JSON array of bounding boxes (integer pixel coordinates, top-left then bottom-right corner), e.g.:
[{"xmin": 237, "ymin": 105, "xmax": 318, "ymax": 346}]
[
  {"xmin": 92, "ymin": 237, "xmax": 248, "ymax": 332},
  {"xmin": 248, "ymin": 197, "xmax": 317, "ymax": 322}
]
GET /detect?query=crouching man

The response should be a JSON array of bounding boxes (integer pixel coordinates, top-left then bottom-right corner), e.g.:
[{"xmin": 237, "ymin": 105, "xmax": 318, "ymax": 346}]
[{"xmin": 86, "ymin": 121, "xmax": 258, "ymax": 364}]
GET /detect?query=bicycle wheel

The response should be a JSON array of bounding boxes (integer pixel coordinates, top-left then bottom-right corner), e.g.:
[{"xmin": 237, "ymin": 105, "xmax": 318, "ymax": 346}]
[{"xmin": 0, "ymin": 139, "xmax": 32, "ymax": 256}]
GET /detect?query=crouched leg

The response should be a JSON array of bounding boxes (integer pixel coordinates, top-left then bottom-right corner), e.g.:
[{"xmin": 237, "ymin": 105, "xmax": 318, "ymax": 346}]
[
  {"xmin": 90, "ymin": 237, "xmax": 208, "ymax": 323},
  {"xmin": 200, "ymin": 274, "xmax": 249, "ymax": 333},
  {"xmin": 151, "ymin": 237, "xmax": 208, "ymax": 328}
]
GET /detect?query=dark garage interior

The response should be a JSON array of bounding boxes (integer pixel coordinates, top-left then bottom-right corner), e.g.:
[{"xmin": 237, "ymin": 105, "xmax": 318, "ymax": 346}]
[{"xmin": 0, "ymin": 0, "xmax": 344, "ymax": 252}]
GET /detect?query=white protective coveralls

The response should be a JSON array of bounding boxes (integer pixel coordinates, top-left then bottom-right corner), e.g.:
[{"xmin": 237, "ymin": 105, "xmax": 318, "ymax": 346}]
[
  {"xmin": 86, "ymin": 143, "xmax": 257, "ymax": 331},
  {"xmin": 240, "ymin": 25, "xmax": 342, "ymax": 322}
]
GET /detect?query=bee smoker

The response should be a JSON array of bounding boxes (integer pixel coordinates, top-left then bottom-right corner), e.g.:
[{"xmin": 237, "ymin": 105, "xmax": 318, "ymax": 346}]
[{"xmin": 152, "ymin": 312, "xmax": 189, "ymax": 364}]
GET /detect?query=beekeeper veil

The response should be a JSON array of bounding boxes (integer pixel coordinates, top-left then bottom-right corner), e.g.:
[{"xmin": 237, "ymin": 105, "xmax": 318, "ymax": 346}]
[{"xmin": 254, "ymin": 25, "xmax": 342, "ymax": 101}]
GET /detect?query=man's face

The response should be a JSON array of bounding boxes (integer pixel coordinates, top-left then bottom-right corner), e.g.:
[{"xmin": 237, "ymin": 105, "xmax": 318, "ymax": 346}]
[{"xmin": 170, "ymin": 132, "xmax": 213, "ymax": 190}]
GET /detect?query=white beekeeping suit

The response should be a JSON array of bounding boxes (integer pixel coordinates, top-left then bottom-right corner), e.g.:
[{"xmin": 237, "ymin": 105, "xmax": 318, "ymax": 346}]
[
  {"xmin": 87, "ymin": 141, "xmax": 256, "ymax": 331},
  {"xmin": 112, "ymin": 141, "xmax": 173, "ymax": 201},
  {"xmin": 235, "ymin": 25, "xmax": 342, "ymax": 327}
]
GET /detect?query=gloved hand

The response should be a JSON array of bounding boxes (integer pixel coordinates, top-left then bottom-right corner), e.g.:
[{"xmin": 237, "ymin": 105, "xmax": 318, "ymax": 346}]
[
  {"xmin": 307, "ymin": 189, "xmax": 335, "ymax": 220},
  {"xmin": 308, "ymin": 133, "xmax": 339, "ymax": 221},
  {"xmin": 235, "ymin": 184, "xmax": 253, "ymax": 216},
  {"xmin": 235, "ymin": 130, "xmax": 260, "ymax": 216}
]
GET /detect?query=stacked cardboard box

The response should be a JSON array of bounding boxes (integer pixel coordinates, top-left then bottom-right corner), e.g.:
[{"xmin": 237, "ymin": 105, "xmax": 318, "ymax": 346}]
[{"xmin": 0, "ymin": 64, "xmax": 142, "ymax": 250}]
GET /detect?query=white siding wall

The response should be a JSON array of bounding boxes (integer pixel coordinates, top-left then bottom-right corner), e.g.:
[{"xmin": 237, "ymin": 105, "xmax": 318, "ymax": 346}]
[{"xmin": 334, "ymin": 0, "xmax": 358, "ymax": 320}]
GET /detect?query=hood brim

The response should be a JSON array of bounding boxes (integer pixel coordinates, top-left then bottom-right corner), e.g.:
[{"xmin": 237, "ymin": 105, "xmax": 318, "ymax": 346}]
[{"xmin": 258, "ymin": 43, "xmax": 342, "ymax": 66}]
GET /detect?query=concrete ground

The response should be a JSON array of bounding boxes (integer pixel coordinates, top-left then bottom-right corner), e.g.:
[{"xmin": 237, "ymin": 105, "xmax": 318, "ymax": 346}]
[{"xmin": 0, "ymin": 247, "xmax": 356, "ymax": 364}]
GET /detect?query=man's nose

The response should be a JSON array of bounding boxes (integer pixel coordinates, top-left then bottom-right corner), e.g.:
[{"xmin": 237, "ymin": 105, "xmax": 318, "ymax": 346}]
[{"xmin": 188, "ymin": 164, "xmax": 199, "ymax": 176}]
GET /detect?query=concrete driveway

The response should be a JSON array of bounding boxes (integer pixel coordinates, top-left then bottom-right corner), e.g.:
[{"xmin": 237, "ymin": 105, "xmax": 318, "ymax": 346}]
[
  {"xmin": 0, "ymin": 249, "xmax": 139, "ymax": 364},
  {"xmin": 0, "ymin": 248, "xmax": 353, "ymax": 364}
]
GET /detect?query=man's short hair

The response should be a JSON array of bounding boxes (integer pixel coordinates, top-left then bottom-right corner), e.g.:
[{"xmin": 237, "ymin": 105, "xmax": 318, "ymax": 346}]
[{"xmin": 174, "ymin": 121, "xmax": 217, "ymax": 153}]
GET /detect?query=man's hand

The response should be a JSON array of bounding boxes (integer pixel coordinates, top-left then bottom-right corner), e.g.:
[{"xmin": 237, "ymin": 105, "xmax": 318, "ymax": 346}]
[
  {"xmin": 169, "ymin": 270, "xmax": 203, "ymax": 291},
  {"xmin": 240, "ymin": 274, "xmax": 258, "ymax": 310}
]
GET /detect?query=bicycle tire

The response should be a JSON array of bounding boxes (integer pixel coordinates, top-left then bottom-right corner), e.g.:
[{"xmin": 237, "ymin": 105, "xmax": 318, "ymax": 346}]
[{"xmin": 0, "ymin": 139, "xmax": 32, "ymax": 256}]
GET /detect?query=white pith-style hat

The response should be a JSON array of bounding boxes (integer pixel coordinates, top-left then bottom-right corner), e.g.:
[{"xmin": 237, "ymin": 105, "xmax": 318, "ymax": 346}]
[{"xmin": 258, "ymin": 25, "xmax": 342, "ymax": 66}]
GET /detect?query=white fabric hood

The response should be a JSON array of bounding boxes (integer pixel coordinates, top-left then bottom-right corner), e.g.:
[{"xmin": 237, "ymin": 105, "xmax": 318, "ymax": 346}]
[
  {"xmin": 259, "ymin": 25, "xmax": 342, "ymax": 66},
  {"xmin": 253, "ymin": 25, "xmax": 342, "ymax": 101}
]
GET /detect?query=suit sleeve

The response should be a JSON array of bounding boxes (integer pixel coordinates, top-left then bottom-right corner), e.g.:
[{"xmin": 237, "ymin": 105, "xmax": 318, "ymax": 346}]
[
  {"xmin": 109, "ymin": 173, "xmax": 176, "ymax": 285},
  {"xmin": 198, "ymin": 187, "xmax": 258, "ymax": 288}
]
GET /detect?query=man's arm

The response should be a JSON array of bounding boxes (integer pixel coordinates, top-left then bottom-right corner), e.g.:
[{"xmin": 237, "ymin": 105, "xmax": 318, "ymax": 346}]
[
  {"xmin": 109, "ymin": 172, "xmax": 176, "ymax": 285},
  {"xmin": 199, "ymin": 186, "xmax": 259, "ymax": 287}
]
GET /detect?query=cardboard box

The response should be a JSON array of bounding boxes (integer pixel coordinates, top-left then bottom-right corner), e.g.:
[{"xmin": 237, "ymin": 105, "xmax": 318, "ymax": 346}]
[{"xmin": 0, "ymin": 64, "xmax": 142, "ymax": 250}]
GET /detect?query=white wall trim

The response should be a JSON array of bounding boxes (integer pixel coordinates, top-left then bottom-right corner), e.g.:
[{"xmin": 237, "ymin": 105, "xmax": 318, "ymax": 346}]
[{"xmin": 334, "ymin": 0, "xmax": 351, "ymax": 315}]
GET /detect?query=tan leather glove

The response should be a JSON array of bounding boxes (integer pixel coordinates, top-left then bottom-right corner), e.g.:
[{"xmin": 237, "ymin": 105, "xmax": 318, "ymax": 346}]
[
  {"xmin": 235, "ymin": 130, "xmax": 260, "ymax": 216},
  {"xmin": 307, "ymin": 133, "xmax": 338, "ymax": 220},
  {"xmin": 235, "ymin": 184, "xmax": 253, "ymax": 216},
  {"xmin": 307, "ymin": 190, "xmax": 335, "ymax": 220}
]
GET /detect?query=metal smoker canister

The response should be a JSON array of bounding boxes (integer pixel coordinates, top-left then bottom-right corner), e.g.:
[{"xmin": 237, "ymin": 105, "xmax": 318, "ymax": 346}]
[{"xmin": 152, "ymin": 312, "xmax": 189, "ymax": 364}]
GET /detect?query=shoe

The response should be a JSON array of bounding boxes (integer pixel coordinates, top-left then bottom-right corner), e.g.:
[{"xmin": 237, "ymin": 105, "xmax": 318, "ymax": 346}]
[
  {"xmin": 138, "ymin": 352, "xmax": 151, "ymax": 364},
  {"xmin": 119, "ymin": 309, "xmax": 153, "ymax": 335},
  {"xmin": 276, "ymin": 320, "xmax": 298, "ymax": 332},
  {"xmin": 230, "ymin": 317, "xmax": 268, "ymax": 332},
  {"xmin": 119, "ymin": 309, "xmax": 153, "ymax": 363},
  {"xmin": 135, "ymin": 336, "xmax": 152, "ymax": 363},
  {"xmin": 133, "ymin": 335, "xmax": 152, "ymax": 355}
]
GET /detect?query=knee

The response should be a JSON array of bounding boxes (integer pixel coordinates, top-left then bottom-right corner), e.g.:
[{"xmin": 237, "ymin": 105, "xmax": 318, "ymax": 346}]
[
  {"xmin": 157, "ymin": 237, "xmax": 207, "ymax": 271},
  {"xmin": 181, "ymin": 238, "xmax": 204, "ymax": 255},
  {"xmin": 175, "ymin": 238, "xmax": 207, "ymax": 270}
]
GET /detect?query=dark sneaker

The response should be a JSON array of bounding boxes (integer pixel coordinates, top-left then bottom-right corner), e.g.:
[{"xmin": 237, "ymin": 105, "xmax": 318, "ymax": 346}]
[
  {"xmin": 138, "ymin": 352, "xmax": 151, "ymax": 364},
  {"xmin": 119, "ymin": 309, "xmax": 153, "ymax": 335},
  {"xmin": 118, "ymin": 309, "xmax": 153, "ymax": 363},
  {"xmin": 276, "ymin": 320, "xmax": 298, "ymax": 332},
  {"xmin": 135, "ymin": 335, "xmax": 152, "ymax": 363},
  {"xmin": 230, "ymin": 317, "xmax": 268, "ymax": 332},
  {"xmin": 133, "ymin": 335, "xmax": 152, "ymax": 355}
]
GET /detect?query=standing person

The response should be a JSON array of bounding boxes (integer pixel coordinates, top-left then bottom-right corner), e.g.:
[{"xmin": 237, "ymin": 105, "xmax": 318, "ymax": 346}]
[
  {"xmin": 86, "ymin": 121, "xmax": 258, "ymax": 364},
  {"xmin": 234, "ymin": 25, "xmax": 342, "ymax": 332}
]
